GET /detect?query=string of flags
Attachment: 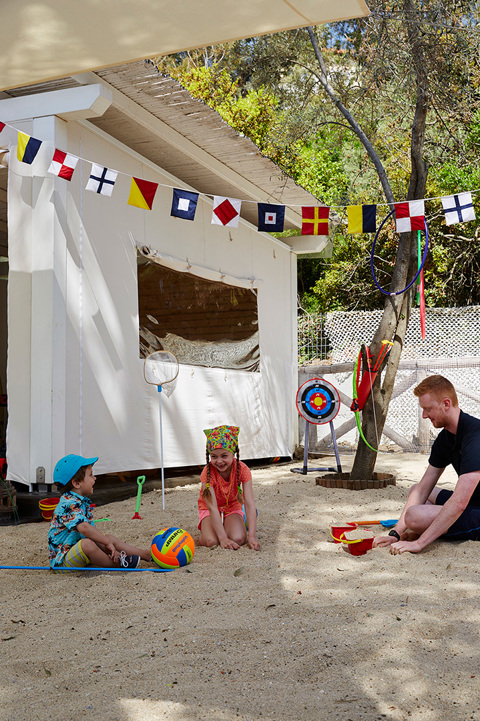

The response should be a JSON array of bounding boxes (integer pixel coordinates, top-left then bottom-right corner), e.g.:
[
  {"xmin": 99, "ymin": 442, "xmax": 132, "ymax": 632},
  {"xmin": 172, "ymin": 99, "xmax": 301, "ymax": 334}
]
[{"xmin": 1, "ymin": 121, "xmax": 479, "ymax": 234}]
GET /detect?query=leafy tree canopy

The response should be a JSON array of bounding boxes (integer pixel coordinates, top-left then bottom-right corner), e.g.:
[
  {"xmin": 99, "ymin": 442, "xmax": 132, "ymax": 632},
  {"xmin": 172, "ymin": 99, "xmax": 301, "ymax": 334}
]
[{"xmin": 155, "ymin": 2, "xmax": 480, "ymax": 311}]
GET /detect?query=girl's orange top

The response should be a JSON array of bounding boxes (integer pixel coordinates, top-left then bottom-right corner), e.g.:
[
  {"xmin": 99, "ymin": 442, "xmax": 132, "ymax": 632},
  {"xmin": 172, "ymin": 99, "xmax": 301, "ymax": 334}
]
[{"xmin": 198, "ymin": 459, "xmax": 252, "ymax": 515}]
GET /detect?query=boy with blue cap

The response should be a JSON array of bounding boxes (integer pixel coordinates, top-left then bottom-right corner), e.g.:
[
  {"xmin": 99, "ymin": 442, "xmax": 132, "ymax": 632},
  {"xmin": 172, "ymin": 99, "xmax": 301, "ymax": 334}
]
[{"xmin": 48, "ymin": 454, "xmax": 151, "ymax": 571}]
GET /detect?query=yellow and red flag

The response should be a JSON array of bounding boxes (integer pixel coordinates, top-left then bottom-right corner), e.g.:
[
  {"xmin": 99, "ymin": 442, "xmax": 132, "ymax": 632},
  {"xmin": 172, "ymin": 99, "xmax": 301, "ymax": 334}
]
[
  {"xmin": 128, "ymin": 177, "xmax": 158, "ymax": 210},
  {"xmin": 301, "ymin": 206, "xmax": 329, "ymax": 235}
]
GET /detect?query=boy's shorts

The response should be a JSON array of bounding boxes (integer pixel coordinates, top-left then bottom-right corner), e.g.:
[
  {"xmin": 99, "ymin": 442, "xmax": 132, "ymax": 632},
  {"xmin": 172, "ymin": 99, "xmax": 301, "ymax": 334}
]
[
  {"xmin": 436, "ymin": 489, "xmax": 480, "ymax": 540},
  {"xmin": 52, "ymin": 540, "xmax": 90, "ymax": 573}
]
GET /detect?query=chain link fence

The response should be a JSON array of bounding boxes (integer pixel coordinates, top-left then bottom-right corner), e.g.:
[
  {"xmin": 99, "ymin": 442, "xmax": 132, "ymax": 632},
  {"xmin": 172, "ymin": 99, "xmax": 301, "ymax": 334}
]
[
  {"xmin": 298, "ymin": 306, "xmax": 480, "ymax": 454},
  {"xmin": 298, "ymin": 309, "xmax": 330, "ymax": 365}
]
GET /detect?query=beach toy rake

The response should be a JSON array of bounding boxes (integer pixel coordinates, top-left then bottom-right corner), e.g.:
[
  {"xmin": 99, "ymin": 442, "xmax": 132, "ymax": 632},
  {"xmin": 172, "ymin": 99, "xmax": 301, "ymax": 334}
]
[
  {"xmin": 349, "ymin": 519, "xmax": 398, "ymax": 528},
  {"xmin": 132, "ymin": 475, "xmax": 146, "ymax": 519}
]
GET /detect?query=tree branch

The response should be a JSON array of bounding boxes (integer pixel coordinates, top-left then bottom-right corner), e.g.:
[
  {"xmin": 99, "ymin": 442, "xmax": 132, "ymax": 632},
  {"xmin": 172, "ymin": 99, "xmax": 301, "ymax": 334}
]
[{"xmin": 306, "ymin": 26, "xmax": 395, "ymax": 206}]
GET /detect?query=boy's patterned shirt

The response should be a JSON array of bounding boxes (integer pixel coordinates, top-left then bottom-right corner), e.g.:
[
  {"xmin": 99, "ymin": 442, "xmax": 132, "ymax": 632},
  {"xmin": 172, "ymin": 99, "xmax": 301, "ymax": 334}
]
[{"xmin": 48, "ymin": 491, "xmax": 94, "ymax": 567}]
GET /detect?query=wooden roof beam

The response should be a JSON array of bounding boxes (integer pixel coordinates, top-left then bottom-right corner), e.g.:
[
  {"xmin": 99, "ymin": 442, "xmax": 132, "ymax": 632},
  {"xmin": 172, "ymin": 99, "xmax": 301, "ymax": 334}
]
[{"xmin": 74, "ymin": 72, "xmax": 306, "ymax": 229}]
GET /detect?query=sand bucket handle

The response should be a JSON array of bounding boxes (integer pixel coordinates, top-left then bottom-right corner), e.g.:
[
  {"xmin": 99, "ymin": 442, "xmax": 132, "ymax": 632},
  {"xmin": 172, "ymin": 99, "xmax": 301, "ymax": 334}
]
[
  {"xmin": 339, "ymin": 529, "xmax": 375, "ymax": 545},
  {"xmin": 329, "ymin": 523, "xmax": 357, "ymax": 542}
]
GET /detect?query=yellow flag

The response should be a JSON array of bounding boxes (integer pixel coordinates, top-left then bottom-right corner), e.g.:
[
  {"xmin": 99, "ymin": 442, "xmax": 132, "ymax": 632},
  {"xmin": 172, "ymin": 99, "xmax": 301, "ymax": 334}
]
[
  {"xmin": 347, "ymin": 204, "xmax": 377, "ymax": 233},
  {"xmin": 17, "ymin": 131, "xmax": 42, "ymax": 164},
  {"xmin": 128, "ymin": 177, "xmax": 158, "ymax": 210}
]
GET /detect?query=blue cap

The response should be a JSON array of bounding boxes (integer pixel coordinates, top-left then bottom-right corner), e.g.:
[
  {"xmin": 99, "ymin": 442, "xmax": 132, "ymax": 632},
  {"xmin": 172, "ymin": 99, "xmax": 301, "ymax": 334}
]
[{"xmin": 53, "ymin": 454, "xmax": 98, "ymax": 486}]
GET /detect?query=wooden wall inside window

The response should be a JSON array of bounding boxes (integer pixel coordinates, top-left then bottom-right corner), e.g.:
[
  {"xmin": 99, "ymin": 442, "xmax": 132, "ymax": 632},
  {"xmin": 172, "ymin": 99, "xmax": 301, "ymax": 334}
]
[{"xmin": 138, "ymin": 257, "xmax": 259, "ymax": 371}]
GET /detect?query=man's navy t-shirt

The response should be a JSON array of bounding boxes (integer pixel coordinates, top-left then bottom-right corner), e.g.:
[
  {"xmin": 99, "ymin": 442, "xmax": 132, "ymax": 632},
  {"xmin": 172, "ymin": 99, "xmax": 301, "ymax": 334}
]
[{"xmin": 429, "ymin": 410, "xmax": 480, "ymax": 506}]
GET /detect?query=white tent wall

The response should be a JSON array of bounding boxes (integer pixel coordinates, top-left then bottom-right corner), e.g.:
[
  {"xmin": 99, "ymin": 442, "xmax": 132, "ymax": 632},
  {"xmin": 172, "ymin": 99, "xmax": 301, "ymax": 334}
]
[{"xmin": 7, "ymin": 117, "xmax": 297, "ymax": 488}]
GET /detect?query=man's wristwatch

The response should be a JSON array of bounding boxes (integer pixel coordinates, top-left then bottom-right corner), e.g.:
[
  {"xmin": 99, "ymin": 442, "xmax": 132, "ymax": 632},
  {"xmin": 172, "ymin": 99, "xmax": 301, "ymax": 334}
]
[{"xmin": 388, "ymin": 529, "xmax": 401, "ymax": 541}]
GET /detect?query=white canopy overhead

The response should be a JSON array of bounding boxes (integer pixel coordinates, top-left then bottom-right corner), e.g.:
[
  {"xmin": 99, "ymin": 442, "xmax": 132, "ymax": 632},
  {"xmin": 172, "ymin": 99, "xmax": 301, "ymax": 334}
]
[{"xmin": 1, "ymin": 0, "xmax": 370, "ymax": 91}]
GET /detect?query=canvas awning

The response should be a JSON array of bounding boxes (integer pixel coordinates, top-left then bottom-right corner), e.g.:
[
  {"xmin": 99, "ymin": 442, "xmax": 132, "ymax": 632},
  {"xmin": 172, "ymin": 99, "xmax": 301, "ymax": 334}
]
[{"xmin": 1, "ymin": 0, "xmax": 369, "ymax": 92}]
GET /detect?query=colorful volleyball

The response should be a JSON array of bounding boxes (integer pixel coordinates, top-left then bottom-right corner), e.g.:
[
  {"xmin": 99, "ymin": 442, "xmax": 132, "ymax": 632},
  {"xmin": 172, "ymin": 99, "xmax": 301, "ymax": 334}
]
[{"xmin": 151, "ymin": 527, "xmax": 195, "ymax": 569}]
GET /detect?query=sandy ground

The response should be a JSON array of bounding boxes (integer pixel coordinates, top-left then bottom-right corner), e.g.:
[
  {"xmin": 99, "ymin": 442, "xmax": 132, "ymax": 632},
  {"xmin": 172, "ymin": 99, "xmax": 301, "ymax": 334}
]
[{"xmin": 1, "ymin": 452, "xmax": 479, "ymax": 721}]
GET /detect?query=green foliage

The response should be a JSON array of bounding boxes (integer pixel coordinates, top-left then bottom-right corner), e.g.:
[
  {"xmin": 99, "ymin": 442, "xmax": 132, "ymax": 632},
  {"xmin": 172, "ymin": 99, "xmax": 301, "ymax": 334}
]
[
  {"xmin": 412, "ymin": 110, "xmax": 480, "ymax": 307},
  {"xmin": 155, "ymin": 4, "xmax": 480, "ymax": 311},
  {"xmin": 293, "ymin": 131, "xmax": 351, "ymax": 205},
  {"xmin": 159, "ymin": 63, "xmax": 278, "ymax": 153}
]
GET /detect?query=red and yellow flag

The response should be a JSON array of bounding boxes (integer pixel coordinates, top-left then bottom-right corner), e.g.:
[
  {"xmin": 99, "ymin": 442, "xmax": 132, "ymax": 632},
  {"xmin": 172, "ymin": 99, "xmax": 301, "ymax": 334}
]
[
  {"xmin": 128, "ymin": 177, "xmax": 158, "ymax": 210},
  {"xmin": 301, "ymin": 206, "xmax": 329, "ymax": 235}
]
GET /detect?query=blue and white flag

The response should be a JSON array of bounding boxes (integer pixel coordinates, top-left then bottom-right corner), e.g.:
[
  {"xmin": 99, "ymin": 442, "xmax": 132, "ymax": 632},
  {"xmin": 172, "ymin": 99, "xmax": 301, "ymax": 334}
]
[
  {"xmin": 257, "ymin": 203, "xmax": 285, "ymax": 233},
  {"xmin": 85, "ymin": 164, "xmax": 118, "ymax": 196},
  {"xmin": 441, "ymin": 192, "xmax": 475, "ymax": 225},
  {"xmin": 171, "ymin": 188, "xmax": 199, "ymax": 221}
]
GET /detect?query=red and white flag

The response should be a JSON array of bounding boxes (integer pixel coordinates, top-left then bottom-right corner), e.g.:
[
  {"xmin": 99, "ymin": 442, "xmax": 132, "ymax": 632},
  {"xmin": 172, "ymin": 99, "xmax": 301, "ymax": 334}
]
[
  {"xmin": 211, "ymin": 196, "xmax": 242, "ymax": 227},
  {"xmin": 394, "ymin": 200, "xmax": 425, "ymax": 233},
  {"xmin": 48, "ymin": 149, "xmax": 79, "ymax": 181}
]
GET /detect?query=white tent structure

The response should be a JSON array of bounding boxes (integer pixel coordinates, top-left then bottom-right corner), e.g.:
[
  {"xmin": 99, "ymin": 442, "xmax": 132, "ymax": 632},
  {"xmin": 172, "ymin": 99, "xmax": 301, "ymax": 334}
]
[
  {"xmin": 1, "ymin": 0, "xmax": 370, "ymax": 91},
  {"xmin": 0, "ymin": 64, "xmax": 334, "ymax": 489},
  {"xmin": 0, "ymin": 1, "xmax": 371, "ymax": 490}
]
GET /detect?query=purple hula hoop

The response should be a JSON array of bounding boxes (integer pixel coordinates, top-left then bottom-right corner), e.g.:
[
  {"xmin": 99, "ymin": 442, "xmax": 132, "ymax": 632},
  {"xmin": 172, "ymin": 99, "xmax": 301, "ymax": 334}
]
[{"xmin": 370, "ymin": 209, "xmax": 429, "ymax": 296}]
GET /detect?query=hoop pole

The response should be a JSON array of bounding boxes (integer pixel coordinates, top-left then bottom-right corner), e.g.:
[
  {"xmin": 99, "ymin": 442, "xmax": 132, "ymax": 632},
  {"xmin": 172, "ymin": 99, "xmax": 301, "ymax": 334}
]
[
  {"xmin": 417, "ymin": 230, "xmax": 426, "ymax": 340},
  {"xmin": 302, "ymin": 420, "xmax": 310, "ymax": 474},
  {"xmin": 158, "ymin": 386, "xmax": 165, "ymax": 510},
  {"xmin": 329, "ymin": 420, "xmax": 342, "ymax": 472},
  {"xmin": 416, "ymin": 229, "xmax": 421, "ymax": 305}
]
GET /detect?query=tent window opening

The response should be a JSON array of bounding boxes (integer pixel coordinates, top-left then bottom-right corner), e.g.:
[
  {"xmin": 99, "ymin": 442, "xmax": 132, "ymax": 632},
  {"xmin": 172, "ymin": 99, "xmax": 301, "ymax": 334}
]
[{"xmin": 138, "ymin": 256, "xmax": 260, "ymax": 372}]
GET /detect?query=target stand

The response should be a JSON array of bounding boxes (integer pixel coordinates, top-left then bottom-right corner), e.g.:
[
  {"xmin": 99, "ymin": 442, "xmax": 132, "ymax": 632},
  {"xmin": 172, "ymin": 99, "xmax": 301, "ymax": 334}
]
[{"xmin": 291, "ymin": 378, "xmax": 342, "ymax": 476}]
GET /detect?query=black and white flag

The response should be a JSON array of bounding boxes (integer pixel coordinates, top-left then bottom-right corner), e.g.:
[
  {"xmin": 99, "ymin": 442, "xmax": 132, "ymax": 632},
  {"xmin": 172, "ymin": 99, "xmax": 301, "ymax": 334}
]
[
  {"xmin": 441, "ymin": 192, "xmax": 476, "ymax": 225},
  {"xmin": 85, "ymin": 164, "xmax": 118, "ymax": 196}
]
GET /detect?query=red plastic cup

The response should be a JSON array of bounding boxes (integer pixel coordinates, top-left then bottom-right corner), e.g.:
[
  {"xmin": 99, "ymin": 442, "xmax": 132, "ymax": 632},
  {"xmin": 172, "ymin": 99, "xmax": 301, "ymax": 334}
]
[{"xmin": 38, "ymin": 497, "xmax": 59, "ymax": 521}]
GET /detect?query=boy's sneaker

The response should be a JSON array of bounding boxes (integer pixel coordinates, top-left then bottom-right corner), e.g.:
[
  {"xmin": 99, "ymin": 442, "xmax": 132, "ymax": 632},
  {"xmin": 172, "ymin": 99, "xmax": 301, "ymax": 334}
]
[{"xmin": 119, "ymin": 551, "xmax": 140, "ymax": 569}]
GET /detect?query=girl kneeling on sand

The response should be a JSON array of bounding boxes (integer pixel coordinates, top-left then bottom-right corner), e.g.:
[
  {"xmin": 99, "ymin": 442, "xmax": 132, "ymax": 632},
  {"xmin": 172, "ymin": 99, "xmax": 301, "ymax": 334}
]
[{"xmin": 198, "ymin": 425, "xmax": 260, "ymax": 551}]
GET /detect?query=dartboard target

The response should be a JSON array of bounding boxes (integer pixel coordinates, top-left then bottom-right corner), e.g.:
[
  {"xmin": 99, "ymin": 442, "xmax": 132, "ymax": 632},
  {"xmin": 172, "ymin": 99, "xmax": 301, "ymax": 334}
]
[{"xmin": 296, "ymin": 378, "xmax": 341, "ymax": 425}]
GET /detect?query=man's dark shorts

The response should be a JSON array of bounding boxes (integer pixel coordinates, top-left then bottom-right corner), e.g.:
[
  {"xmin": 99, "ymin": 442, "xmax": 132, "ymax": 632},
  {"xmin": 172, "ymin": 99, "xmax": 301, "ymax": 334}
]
[{"xmin": 436, "ymin": 489, "xmax": 480, "ymax": 541}]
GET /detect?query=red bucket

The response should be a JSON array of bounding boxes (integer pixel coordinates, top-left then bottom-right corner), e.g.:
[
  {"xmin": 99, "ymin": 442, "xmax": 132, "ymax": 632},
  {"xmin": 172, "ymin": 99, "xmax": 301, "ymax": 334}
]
[
  {"xmin": 38, "ymin": 497, "xmax": 59, "ymax": 521},
  {"xmin": 339, "ymin": 530, "xmax": 375, "ymax": 556},
  {"xmin": 329, "ymin": 523, "xmax": 357, "ymax": 543}
]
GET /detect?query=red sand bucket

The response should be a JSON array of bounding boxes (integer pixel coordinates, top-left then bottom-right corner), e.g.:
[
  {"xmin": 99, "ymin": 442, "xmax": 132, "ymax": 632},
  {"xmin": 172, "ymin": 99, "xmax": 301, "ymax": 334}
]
[
  {"xmin": 329, "ymin": 523, "xmax": 357, "ymax": 543},
  {"xmin": 339, "ymin": 530, "xmax": 375, "ymax": 556},
  {"xmin": 38, "ymin": 497, "xmax": 59, "ymax": 521}
]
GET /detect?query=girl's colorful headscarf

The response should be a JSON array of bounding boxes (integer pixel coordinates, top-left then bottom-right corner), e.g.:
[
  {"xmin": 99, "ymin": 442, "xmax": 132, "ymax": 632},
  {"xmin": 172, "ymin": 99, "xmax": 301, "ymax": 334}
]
[{"xmin": 204, "ymin": 425, "xmax": 239, "ymax": 454}]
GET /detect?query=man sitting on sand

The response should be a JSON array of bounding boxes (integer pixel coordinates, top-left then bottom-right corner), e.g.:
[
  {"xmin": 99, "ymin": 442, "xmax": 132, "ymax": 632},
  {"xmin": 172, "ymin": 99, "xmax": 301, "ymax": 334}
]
[{"xmin": 374, "ymin": 374, "xmax": 480, "ymax": 554}]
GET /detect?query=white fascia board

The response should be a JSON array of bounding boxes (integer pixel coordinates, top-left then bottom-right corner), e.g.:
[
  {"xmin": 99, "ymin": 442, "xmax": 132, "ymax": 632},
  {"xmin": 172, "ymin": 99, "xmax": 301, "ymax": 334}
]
[
  {"xmin": 0, "ymin": 84, "xmax": 112, "ymax": 123},
  {"xmin": 74, "ymin": 72, "xmax": 305, "ymax": 230},
  {"xmin": 297, "ymin": 240, "xmax": 334, "ymax": 259},
  {"xmin": 286, "ymin": 234, "xmax": 332, "ymax": 255}
]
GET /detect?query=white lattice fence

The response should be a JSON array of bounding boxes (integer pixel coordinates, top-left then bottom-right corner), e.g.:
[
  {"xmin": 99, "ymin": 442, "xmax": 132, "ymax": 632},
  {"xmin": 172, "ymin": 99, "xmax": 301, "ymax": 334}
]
[{"xmin": 298, "ymin": 307, "xmax": 480, "ymax": 454}]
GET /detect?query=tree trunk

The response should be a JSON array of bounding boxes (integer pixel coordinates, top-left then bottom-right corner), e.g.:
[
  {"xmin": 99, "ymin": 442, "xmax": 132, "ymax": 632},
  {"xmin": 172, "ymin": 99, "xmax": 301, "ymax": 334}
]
[
  {"xmin": 308, "ymin": 0, "xmax": 430, "ymax": 479},
  {"xmin": 350, "ymin": 0, "xmax": 429, "ymax": 478}
]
